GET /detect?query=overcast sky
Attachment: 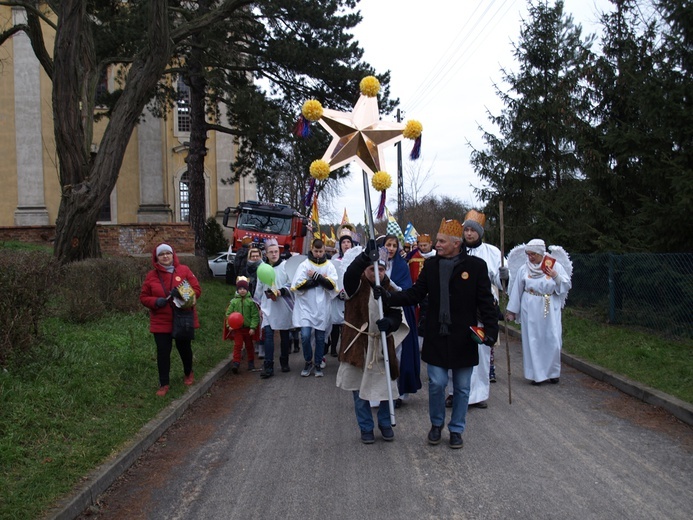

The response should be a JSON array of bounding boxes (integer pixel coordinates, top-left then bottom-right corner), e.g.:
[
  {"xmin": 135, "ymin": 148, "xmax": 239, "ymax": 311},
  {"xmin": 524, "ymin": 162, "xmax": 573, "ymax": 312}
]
[{"xmin": 318, "ymin": 0, "xmax": 611, "ymax": 227}]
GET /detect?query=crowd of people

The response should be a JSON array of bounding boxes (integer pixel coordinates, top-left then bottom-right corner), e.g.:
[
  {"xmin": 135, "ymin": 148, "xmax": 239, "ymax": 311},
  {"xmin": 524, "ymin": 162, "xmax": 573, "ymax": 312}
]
[{"xmin": 140, "ymin": 211, "xmax": 572, "ymax": 449}]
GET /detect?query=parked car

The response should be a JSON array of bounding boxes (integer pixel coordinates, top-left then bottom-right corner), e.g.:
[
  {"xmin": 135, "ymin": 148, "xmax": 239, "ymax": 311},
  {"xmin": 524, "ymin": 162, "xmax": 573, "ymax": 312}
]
[{"xmin": 208, "ymin": 251, "xmax": 235, "ymax": 283}]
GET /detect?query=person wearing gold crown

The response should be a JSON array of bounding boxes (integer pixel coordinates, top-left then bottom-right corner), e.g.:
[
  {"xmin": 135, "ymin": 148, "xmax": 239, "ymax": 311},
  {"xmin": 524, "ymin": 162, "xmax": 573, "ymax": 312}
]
[
  {"xmin": 444, "ymin": 210, "xmax": 508, "ymax": 409},
  {"xmin": 375, "ymin": 218, "xmax": 499, "ymax": 449}
]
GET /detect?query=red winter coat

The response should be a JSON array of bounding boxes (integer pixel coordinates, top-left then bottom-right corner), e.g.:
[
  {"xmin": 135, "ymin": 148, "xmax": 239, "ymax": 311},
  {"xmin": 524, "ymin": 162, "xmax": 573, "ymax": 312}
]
[{"xmin": 140, "ymin": 247, "xmax": 202, "ymax": 333}]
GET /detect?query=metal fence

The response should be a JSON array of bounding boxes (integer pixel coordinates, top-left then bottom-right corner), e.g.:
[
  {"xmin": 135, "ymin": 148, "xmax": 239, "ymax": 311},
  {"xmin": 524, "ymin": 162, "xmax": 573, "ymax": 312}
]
[{"xmin": 569, "ymin": 253, "xmax": 693, "ymax": 339}]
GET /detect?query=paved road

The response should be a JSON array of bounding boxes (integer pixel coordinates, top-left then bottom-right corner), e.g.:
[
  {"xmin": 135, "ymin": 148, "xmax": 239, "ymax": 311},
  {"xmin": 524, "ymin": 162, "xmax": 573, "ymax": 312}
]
[{"xmin": 81, "ymin": 336, "xmax": 692, "ymax": 520}]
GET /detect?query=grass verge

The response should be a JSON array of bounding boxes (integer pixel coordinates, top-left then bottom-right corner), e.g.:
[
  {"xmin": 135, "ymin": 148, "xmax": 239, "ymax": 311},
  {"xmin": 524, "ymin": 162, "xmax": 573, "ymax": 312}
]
[
  {"xmin": 0, "ymin": 279, "xmax": 233, "ymax": 520},
  {"xmin": 562, "ymin": 308, "xmax": 693, "ymax": 403}
]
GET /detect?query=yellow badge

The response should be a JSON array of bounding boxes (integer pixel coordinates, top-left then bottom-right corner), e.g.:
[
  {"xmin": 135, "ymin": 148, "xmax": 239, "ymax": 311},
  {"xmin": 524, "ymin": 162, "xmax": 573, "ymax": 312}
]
[
  {"xmin": 175, "ymin": 276, "xmax": 182, "ymax": 282},
  {"xmin": 461, "ymin": 272, "xmax": 469, "ymax": 280}
]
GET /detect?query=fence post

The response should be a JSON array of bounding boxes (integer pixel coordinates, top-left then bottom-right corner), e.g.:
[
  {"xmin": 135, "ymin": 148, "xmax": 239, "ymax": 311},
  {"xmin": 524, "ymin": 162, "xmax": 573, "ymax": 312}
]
[{"xmin": 608, "ymin": 253, "xmax": 616, "ymax": 323}]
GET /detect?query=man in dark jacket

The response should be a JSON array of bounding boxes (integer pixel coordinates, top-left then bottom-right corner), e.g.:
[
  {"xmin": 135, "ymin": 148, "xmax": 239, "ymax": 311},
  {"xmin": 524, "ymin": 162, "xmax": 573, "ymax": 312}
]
[{"xmin": 375, "ymin": 218, "xmax": 498, "ymax": 449}]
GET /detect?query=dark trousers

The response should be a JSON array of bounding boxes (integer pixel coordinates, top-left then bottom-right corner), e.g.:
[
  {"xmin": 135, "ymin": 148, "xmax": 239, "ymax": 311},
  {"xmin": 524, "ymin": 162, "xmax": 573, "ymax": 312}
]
[
  {"xmin": 263, "ymin": 326, "xmax": 291, "ymax": 370},
  {"xmin": 154, "ymin": 333, "xmax": 193, "ymax": 386}
]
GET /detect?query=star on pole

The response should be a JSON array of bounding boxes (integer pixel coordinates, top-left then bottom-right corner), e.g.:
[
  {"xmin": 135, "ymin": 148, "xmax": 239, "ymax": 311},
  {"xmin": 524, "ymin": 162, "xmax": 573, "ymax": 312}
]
[{"xmin": 318, "ymin": 94, "xmax": 405, "ymax": 175}]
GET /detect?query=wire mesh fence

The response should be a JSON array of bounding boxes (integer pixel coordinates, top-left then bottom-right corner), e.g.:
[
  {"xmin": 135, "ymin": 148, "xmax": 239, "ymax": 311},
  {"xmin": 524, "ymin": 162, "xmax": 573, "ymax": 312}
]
[{"xmin": 569, "ymin": 253, "xmax": 693, "ymax": 339}]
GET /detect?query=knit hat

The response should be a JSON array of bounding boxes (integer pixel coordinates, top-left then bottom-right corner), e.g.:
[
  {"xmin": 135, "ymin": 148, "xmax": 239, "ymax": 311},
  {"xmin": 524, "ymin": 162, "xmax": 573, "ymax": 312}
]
[
  {"xmin": 156, "ymin": 244, "xmax": 173, "ymax": 256},
  {"xmin": 463, "ymin": 209, "xmax": 485, "ymax": 238},
  {"xmin": 265, "ymin": 238, "xmax": 279, "ymax": 248},
  {"xmin": 525, "ymin": 239, "xmax": 546, "ymax": 255},
  {"xmin": 235, "ymin": 276, "xmax": 250, "ymax": 290},
  {"xmin": 339, "ymin": 234, "xmax": 353, "ymax": 246}
]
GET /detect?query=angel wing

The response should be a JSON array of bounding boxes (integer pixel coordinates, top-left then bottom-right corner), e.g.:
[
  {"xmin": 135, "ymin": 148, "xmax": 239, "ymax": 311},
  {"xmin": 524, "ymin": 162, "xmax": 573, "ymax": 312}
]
[
  {"xmin": 336, "ymin": 246, "xmax": 364, "ymax": 291},
  {"xmin": 548, "ymin": 245, "xmax": 572, "ymax": 308},
  {"xmin": 506, "ymin": 243, "xmax": 526, "ymax": 298}
]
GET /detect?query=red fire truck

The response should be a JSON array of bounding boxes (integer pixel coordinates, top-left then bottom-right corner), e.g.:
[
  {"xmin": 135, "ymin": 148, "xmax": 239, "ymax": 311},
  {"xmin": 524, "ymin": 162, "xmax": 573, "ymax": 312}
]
[{"xmin": 222, "ymin": 200, "xmax": 310, "ymax": 254}]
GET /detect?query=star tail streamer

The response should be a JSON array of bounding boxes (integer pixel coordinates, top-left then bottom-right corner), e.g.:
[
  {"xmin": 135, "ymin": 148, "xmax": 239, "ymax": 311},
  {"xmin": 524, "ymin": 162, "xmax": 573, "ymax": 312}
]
[
  {"xmin": 376, "ymin": 190, "xmax": 387, "ymax": 219},
  {"xmin": 409, "ymin": 135, "xmax": 422, "ymax": 160},
  {"xmin": 293, "ymin": 114, "xmax": 312, "ymax": 138},
  {"xmin": 303, "ymin": 177, "xmax": 316, "ymax": 207}
]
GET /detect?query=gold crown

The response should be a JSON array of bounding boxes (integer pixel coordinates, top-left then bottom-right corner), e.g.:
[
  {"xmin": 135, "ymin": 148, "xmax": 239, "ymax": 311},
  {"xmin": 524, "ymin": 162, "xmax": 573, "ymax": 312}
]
[
  {"xmin": 417, "ymin": 233, "xmax": 431, "ymax": 244},
  {"xmin": 464, "ymin": 209, "xmax": 486, "ymax": 227},
  {"xmin": 438, "ymin": 218, "xmax": 463, "ymax": 238},
  {"xmin": 338, "ymin": 223, "xmax": 356, "ymax": 238},
  {"xmin": 325, "ymin": 238, "xmax": 336, "ymax": 247}
]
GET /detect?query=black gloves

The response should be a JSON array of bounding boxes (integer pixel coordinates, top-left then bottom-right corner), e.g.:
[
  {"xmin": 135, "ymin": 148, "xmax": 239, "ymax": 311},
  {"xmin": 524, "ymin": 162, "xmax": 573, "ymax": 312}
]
[
  {"xmin": 170, "ymin": 287, "xmax": 182, "ymax": 299},
  {"xmin": 376, "ymin": 317, "xmax": 394, "ymax": 333},
  {"xmin": 483, "ymin": 335, "xmax": 497, "ymax": 346},
  {"xmin": 155, "ymin": 297, "xmax": 167, "ymax": 308},
  {"xmin": 312, "ymin": 272, "xmax": 334, "ymax": 290},
  {"xmin": 372, "ymin": 285, "xmax": 391, "ymax": 304},
  {"xmin": 279, "ymin": 287, "xmax": 289, "ymax": 297}
]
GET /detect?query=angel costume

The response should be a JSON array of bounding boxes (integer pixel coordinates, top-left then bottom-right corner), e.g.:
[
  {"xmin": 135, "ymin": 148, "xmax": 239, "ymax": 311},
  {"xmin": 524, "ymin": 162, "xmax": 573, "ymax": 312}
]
[
  {"xmin": 466, "ymin": 240, "xmax": 504, "ymax": 404},
  {"xmin": 506, "ymin": 239, "xmax": 572, "ymax": 383}
]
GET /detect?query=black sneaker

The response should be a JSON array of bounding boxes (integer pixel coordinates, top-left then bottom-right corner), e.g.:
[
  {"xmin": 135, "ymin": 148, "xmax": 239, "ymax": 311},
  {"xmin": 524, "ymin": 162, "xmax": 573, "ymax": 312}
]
[
  {"xmin": 469, "ymin": 401, "xmax": 488, "ymax": 409},
  {"xmin": 427, "ymin": 424, "xmax": 443, "ymax": 445},
  {"xmin": 449, "ymin": 432, "xmax": 463, "ymax": 449},
  {"xmin": 549, "ymin": 378, "xmax": 560, "ymax": 384},
  {"xmin": 231, "ymin": 362, "xmax": 240, "ymax": 374},
  {"xmin": 445, "ymin": 395, "xmax": 453, "ymax": 408},
  {"xmin": 260, "ymin": 367, "xmax": 273, "ymax": 379},
  {"xmin": 360, "ymin": 430, "xmax": 375, "ymax": 444},
  {"xmin": 280, "ymin": 365, "xmax": 291, "ymax": 373},
  {"xmin": 379, "ymin": 425, "xmax": 394, "ymax": 442}
]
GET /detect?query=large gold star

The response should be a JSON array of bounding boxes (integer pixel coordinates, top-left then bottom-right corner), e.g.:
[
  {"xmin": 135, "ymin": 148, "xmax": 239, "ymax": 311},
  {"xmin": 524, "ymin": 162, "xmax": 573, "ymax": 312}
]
[{"xmin": 318, "ymin": 94, "xmax": 405, "ymax": 176}]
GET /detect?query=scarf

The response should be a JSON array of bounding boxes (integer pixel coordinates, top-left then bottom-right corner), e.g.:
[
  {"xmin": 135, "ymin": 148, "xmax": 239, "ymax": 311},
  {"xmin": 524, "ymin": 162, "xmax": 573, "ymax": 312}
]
[
  {"xmin": 527, "ymin": 258, "xmax": 545, "ymax": 278},
  {"xmin": 308, "ymin": 252, "xmax": 327, "ymax": 265},
  {"xmin": 438, "ymin": 252, "xmax": 463, "ymax": 336}
]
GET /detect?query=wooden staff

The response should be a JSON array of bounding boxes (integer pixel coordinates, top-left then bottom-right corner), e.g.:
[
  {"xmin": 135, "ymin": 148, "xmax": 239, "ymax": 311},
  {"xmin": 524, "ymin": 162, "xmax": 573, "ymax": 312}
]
[{"xmin": 499, "ymin": 201, "xmax": 512, "ymax": 404}]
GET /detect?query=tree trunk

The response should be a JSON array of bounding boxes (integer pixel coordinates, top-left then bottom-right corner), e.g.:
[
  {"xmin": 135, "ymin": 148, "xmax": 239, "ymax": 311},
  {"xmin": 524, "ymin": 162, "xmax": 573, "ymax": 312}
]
[
  {"xmin": 187, "ymin": 0, "xmax": 212, "ymax": 258},
  {"xmin": 52, "ymin": 0, "xmax": 171, "ymax": 263}
]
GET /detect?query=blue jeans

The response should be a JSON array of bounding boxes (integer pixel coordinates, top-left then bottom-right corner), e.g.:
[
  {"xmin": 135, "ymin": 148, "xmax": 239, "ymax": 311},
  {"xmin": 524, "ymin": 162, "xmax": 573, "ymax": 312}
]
[
  {"xmin": 262, "ymin": 325, "xmax": 290, "ymax": 370},
  {"xmin": 300, "ymin": 326, "xmax": 325, "ymax": 365},
  {"xmin": 353, "ymin": 391, "xmax": 391, "ymax": 432},
  {"xmin": 427, "ymin": 364, "xmax": 473, "ymax": 434}
]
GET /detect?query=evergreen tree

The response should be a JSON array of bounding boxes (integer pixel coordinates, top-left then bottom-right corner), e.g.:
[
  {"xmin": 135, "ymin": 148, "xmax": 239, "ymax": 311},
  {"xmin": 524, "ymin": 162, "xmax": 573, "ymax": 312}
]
[{"xmin": 469, "ymin": 1, "xmax": 596, "ymax": 251}]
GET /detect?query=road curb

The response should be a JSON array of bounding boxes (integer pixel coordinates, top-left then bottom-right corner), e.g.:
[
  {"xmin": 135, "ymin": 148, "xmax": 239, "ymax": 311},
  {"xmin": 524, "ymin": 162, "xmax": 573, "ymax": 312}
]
[
  {"xmin": 44, "ymin": 357, "xmax": 231, "ymax": 520},
  {"xmin": 47, "ymin": 327, "xmax": 692, "ymax": 519},
  {"xmin": 501, "ymin": 323, "xmax": 693, "ymax": 426}
]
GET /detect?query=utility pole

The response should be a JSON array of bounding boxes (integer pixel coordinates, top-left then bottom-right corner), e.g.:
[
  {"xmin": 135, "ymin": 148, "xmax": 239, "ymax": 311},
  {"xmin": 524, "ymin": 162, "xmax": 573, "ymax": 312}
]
[{"xmin": 396, "ymin": 108, "xmax": 404, "ymax": 223}]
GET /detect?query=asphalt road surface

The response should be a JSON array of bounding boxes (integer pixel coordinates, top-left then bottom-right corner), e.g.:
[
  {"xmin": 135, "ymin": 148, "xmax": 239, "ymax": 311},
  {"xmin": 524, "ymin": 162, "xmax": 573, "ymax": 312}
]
[{"xmin": 81, "ymin": 335, "xmax": 692, "ymax": 520}]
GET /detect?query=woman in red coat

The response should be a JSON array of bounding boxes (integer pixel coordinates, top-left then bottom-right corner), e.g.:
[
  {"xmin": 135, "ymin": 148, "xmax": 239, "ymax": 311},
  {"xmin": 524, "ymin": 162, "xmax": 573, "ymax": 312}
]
[{"xmin": 140, "ymin": 243, "xmax": 202, "ymax": 396}]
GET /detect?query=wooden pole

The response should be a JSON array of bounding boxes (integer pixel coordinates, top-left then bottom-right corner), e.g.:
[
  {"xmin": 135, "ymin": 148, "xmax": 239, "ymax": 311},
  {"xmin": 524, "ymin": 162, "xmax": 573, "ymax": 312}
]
[{"xmin": 499, "ymin": 201, "xmax": 512, "ymax": 404}]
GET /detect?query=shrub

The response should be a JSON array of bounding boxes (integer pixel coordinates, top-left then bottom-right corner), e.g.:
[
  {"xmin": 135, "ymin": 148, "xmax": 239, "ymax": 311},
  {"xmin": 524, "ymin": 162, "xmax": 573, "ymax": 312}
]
[
  {"xmin": 205, "ymin": 217, "xmax": 229, "ymax": 255},
  {"xmin": 0, "ymin": 250, "xmax": 59, "ymax": 367},
  {"xmin": 58, "ymin": 257, "xmax": 150, "ymax": 323}
]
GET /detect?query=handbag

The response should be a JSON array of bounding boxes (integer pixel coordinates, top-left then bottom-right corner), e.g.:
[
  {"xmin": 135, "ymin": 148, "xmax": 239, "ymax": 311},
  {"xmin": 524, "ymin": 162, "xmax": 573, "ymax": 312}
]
[
  {"xmin": 158, "ymin": 272, "xmax": 195, "ymax": 341},
  {"xmin": 172, "ymin": 307, "xmax": 195, "ymax": 341}
]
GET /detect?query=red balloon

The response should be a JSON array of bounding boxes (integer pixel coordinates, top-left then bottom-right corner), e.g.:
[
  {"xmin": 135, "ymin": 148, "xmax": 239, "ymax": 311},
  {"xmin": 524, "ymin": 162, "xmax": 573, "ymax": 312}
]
[{"xmin": 227, "ymin": 312, "xmax": 244, "ymax": 330}]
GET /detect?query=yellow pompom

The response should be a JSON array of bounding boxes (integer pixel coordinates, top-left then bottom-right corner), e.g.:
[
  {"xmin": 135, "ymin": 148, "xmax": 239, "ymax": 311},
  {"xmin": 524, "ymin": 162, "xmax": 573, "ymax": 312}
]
[
  {"xmin": 371, "ymin": 171, "xmax": 392, "ymax": 192},
  {"xmin": 302, "ymin": 99, "xmax": 323, "ymax": 122},
  {"xmin": 360, "ymin": 76, "xmax": 381, "ymax": 97},
  {"xmin": 310, "ymin": 160, "xmax": 331, "ymax": 181},
  {"xmin": 403, "ymin": 120, "xmax": 423, "ymax": 140}
]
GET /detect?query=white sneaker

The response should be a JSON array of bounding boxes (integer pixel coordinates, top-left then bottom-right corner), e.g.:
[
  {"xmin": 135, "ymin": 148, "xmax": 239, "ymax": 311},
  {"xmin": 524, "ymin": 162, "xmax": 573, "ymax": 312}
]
[
  {"xmin": 320, "ymin": 357, "xmax": 327, "ymax": 369},
  {"xmin": 301, "ymin": 362, "xmax": 313, "ymax": 377},
  {"xmin": 314, "ymin": 366, "xmax": 324, "ymax": 377}
]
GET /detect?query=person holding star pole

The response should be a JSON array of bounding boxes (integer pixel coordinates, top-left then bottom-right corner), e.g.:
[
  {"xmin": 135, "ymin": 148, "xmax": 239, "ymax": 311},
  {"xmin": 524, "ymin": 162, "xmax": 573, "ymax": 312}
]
[{"xmin": 295, "ymin": 76, "xmax": 423, "ymax": 425}]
